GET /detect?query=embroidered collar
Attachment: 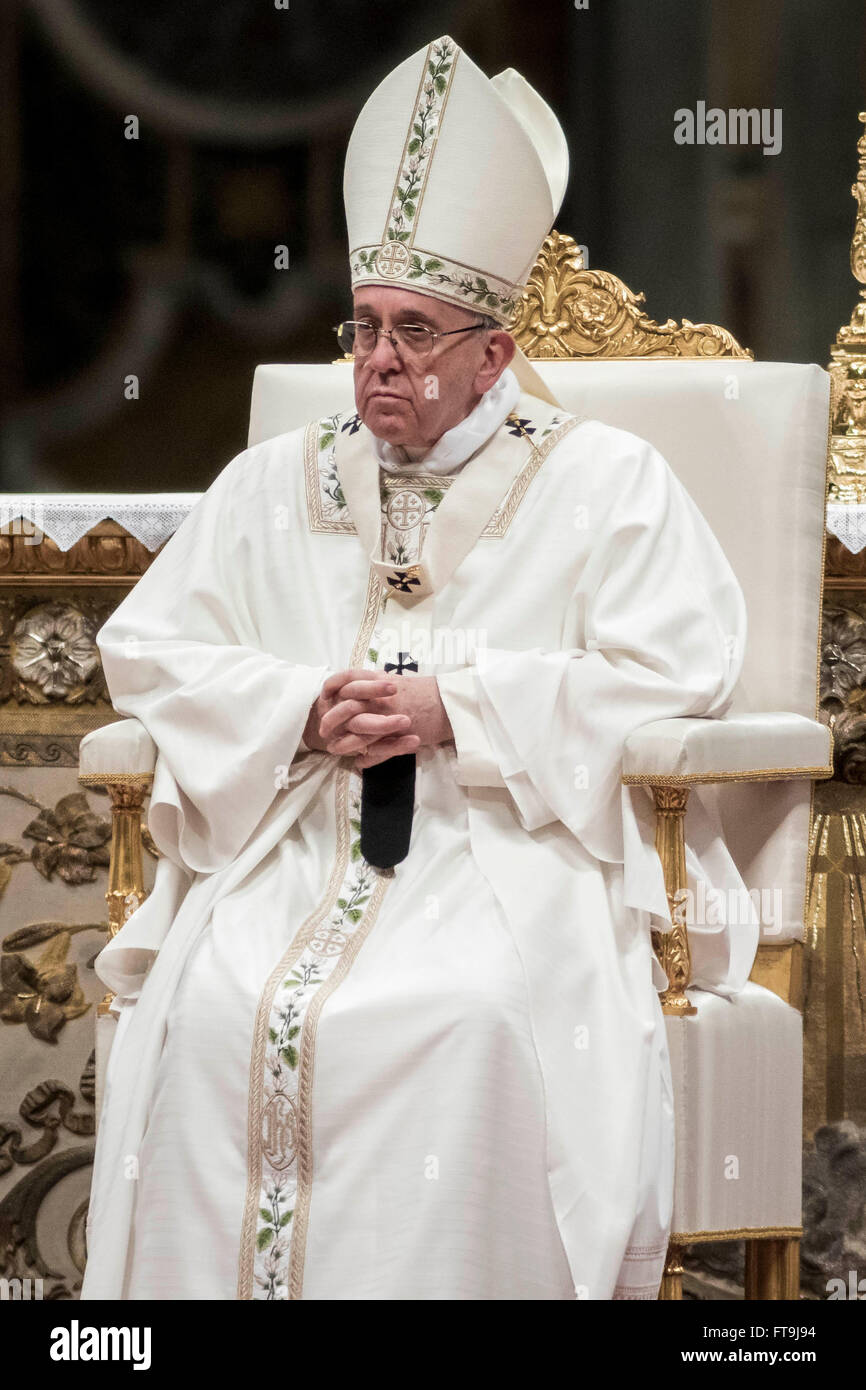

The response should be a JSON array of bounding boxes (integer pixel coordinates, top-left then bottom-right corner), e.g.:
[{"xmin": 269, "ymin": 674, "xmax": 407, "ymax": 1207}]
[
  {"xmin": 335, "ymin": 378, "xmax": 570, "ymax": 608},
  {"xmin": 372, "ymin": 367, "xmax": 521, "ymax": 476}
]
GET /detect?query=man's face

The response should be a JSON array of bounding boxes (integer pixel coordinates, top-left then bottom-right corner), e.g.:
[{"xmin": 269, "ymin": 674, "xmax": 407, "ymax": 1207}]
[{"xmin": 351, "ymin": 286, "xmax": 515, "ymax": 449}]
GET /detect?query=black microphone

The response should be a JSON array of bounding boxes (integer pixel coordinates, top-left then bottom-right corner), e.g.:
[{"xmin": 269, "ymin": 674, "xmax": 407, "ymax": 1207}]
[{"xmin": 360, "ymin": 752, "xmax": 416, "ymax": 869}]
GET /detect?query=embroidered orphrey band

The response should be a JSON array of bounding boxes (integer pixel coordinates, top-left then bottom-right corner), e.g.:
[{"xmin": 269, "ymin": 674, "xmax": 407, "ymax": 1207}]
[{"xmin": 238, "ymin": 570, "xmax": 395, "ymax": 1300}]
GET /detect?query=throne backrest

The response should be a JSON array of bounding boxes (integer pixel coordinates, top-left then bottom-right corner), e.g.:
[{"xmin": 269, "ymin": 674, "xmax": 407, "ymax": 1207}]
[{"xmin": 249, "ymin": 233, "xmax": 830, "ymax": 723}]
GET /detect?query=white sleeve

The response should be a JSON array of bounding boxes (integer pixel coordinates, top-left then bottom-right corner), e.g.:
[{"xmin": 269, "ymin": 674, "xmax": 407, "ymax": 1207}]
[
  {"xmin": 435, "ymin": 664, "xmax": 559, "ymax": 827},
  {"xmin": 434, "ymin": 437, "xmax": 747, "ymax": 859},
  {"xmin": 96, "ymin": 446, "xmax": 329, "ymax": 876},
  {"xmin": 441, "ymin": 434, "xmax": 757, "ymax": 996},
  {"xmin": 435, "ymin": 665, "xmax": 505, "ymax": 786}
]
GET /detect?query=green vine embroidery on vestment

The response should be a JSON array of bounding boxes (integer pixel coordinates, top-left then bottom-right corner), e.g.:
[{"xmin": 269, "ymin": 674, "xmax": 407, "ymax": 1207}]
[{"xmin": 252, "ymin": 791, "xmax": 380, "ymax": 1298}]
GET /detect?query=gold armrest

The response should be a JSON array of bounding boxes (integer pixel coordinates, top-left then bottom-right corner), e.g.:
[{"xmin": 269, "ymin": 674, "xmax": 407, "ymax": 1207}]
[
  {"xmin": 648, "ymin": 786, "xmax": 696, "ymax": 1016},
  {"xmin": 639, "ymin": 768, "xmax": 831, "ymax": 1018},
  {"xmin": 78, "ymin": 771, "xmax": 152, "ymax": 1015}
]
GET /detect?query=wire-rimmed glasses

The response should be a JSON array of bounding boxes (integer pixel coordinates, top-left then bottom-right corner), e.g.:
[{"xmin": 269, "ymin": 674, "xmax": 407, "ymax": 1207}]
[{"xmin": 334, "ymin": 320, "xmax": 487, "ymax": 359}]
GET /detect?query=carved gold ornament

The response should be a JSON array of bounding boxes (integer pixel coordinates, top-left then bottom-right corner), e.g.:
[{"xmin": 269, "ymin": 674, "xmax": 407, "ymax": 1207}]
[
  {"xmin": 10, "ymin": 602, "xmax": 101, "ymax": 704},
  {"xmin": 650, "ymin": 786, "xmax": 697, "ymax": 1017},
  {"xmin": 0, "ymin": 927, "xmax": 92, "ymax": 1043},
  {"xmin": 819, "ymin": 605, "xmax": 866, "ymax": 783},
  {"xmin": 828, "ymin": 113, "xmax": 866, "ymax": 500},
  {"xmin": 509, "ymin": 230, "xmax": 752, "ymax": 360},
  {"xmin": 20, "ymin": 790, "xmax": 111, "ymax": 884}
]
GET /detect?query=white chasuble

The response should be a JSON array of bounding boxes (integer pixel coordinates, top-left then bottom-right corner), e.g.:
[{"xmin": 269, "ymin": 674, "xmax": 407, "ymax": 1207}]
[{"xmin": 81, "ymin": 374, "xmax": 750, "ymax": 1301}]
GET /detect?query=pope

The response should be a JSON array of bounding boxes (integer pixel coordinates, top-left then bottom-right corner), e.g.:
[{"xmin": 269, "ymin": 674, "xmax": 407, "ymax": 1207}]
[{"xmin": 81, "ymin": 35, "xmax": 750, "ymax": 1302}]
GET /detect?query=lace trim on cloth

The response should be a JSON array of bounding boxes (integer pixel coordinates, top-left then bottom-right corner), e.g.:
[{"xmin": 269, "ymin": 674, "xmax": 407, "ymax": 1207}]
[
  {"xmin": 826, "ymin": 502, "xmax": 866, "ymax": 555},
  {"xmin": 0, "ymin": 495, "xmax": 203, "ymax": 552},
  {"xmin": 2, "ymin": 488, "xmax": 842, "ymax": 559}
]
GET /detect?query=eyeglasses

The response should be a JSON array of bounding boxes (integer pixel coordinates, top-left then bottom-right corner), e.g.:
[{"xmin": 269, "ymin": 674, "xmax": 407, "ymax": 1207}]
[{"xmin": 334, "ymin": 320, "xmax": 487, "ymax": 359}]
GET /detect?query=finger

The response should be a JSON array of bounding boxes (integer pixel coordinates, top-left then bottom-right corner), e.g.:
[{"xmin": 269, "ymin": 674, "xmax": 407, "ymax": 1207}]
[
  {"xmin": 327, "ymin": 723, "xmax": 411, "ymax": 755},
  {"xmin": 320, "ymin": 700, "xmax": 409, "ymax": 739},
  {"xmin": 343, "ymin": 712, "xmax": 413, "ymax": 737},
  {"xmin": 327, "ymin": 732, "xmax": 371, "ymax": 755},
  {"xmin": 322, "ymin": 670, "xmax": 396, "ymax": 698},
  {"xmin": 336, "ymin": 678, "xmax": 401, "ymax": 702},
  {"xmin": 318, "ymin": 698, "xmax": 365, "ymax": 739},
  {"xmin": 353, "ymin": 734, "xmax": 421, "ymax": 769},
  {"xmin": 329, "ymin": 722, "xmax": 415, "ymax": 755},
  {"xmin": 354, "ymin": 745, "xmax": 419, "ymax": 771}
]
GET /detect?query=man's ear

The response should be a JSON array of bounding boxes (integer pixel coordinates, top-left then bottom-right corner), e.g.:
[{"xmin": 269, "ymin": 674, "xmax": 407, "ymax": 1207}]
[{"xmin": 474, "ymin": 331, "xmax": 517, "ymax": 395}]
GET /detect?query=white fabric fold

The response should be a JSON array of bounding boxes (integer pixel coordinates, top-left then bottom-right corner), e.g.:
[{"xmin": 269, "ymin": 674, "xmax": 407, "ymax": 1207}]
[
  {"xmin": 89, "ymin": 447, "xmax": 333, "ymax": 1002},
  {"xmin": 436, "ymin": 664, "xmax": 508, "ymax": 787},
  {"xmin": 436, "ymin": 431, "xmax": 756, "ymax": 996},
  {"xmin": 94, "ymin": 465, "xmax": 330, "ymax": 879},
  {"xmin": 83, "ymin": 433, "xmax": 345, "ymax": 1295}
]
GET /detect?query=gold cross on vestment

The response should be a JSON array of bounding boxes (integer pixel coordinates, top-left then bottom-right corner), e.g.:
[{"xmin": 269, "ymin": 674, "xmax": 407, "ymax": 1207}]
[
  {"xmin": 506, "ymin": 412, "xmax": 543, "ymax": 459},
  {"xmin": 385, "ymin": 565, "xmax": 423, "ymax": 593}
]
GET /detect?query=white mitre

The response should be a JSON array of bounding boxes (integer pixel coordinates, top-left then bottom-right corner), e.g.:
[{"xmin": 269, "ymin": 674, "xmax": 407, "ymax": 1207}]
[{"xmin": 343, "ymin": 34, "xmax": 569, "ymax": 406}]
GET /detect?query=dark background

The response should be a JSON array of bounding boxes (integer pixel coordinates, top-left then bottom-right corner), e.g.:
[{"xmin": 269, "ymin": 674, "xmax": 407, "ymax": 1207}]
[{"xmin": 1, "ymin": 0, "xmax": 864, "ymax": 491}]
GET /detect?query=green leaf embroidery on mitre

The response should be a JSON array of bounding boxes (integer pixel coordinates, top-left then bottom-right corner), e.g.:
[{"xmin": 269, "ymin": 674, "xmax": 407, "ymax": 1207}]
[
  {"xmin": 385, "ymin": 36, "xmax": 456, "ymax": 245},
  {"xmin": 350, "ymin": 246, "xmax": 519, "ymax": 320}
]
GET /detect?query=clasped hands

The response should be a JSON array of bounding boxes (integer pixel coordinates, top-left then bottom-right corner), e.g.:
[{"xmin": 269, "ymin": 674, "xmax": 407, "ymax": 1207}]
[{"xmin": 302, "ymin": 669, "xmax": 454, "ymax": 771}]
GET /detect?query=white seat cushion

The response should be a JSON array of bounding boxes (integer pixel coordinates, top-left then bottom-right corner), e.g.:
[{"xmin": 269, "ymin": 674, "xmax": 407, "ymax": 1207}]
[
  {"xmin": 79, "ymin": 717, "xmax": 156, "ymax": 778},
  {"xmin": 623, "ymin": 712, "xmax": 832, "ymax": 783}
]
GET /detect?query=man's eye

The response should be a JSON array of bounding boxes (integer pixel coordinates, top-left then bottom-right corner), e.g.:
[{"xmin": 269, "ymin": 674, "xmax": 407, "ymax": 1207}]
[{"xmin": 398, "ymin": 326, "xmax": 432, "ymax": 344}]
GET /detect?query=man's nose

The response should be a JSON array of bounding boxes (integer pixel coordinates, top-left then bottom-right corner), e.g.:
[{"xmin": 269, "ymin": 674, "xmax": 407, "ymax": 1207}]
[{"xmin": 366, "ymin": 330, "xmax": 402, "ymax": 371}]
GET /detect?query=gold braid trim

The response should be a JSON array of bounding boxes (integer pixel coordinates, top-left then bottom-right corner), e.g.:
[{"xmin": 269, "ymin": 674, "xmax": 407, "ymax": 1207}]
[
  {"xmin": 78, "ymin": 771, "xmax": 154, "ymax": 787},
  {"xmin": 622, "ymin": 765, "xmax": 834, "ymax": 786},
  {"xmin": 672, "ymin": 1225, "xmax": 802, "ymax": 1243}
]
